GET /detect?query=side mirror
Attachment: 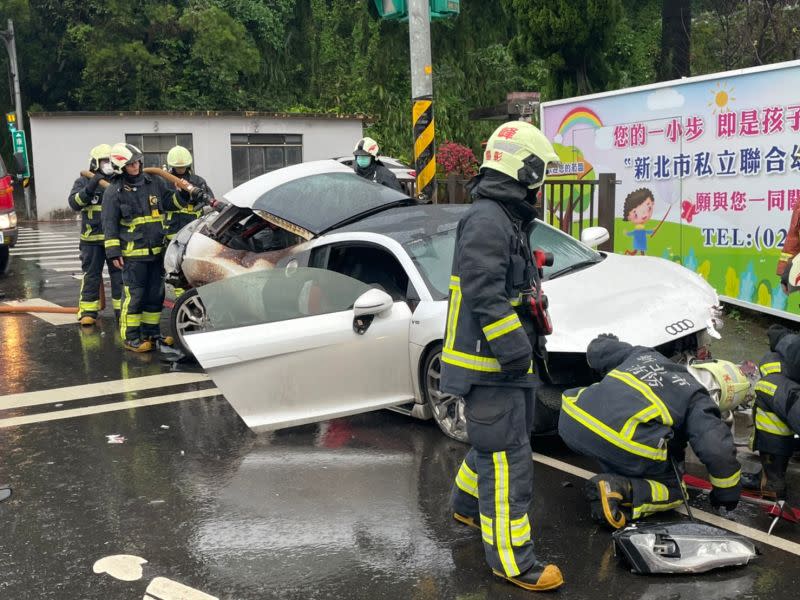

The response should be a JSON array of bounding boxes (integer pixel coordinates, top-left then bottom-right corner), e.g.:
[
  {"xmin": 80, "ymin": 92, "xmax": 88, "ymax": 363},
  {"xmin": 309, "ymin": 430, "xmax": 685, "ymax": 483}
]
[
  {"xmin": 353, "ymin": 288, "xmax": 394, "ymax": 334},
  {"xmin": 12, "ymin": 152, "xmax": 26, "ymax": 175},
  {"xmin": 580, "ymin": 226, "xmax": 610, "ymax": 248}
]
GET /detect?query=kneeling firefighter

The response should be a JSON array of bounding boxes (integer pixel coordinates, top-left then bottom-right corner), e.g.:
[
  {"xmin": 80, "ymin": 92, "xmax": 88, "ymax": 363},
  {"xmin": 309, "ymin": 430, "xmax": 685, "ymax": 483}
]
[
  {"xmin": 742, "ymin": 325, "xmax": 800, "ymax": 499},
  {"xmin": 102, "ymin": 143, "xmax": 179, "ymax": 352},
  {"xmin": 559, "ymin": 335, "xmax": 743, "ymax": 529},
  {"xmin": 68, "ymin": 144, "xmax": 123, "ymax": 325},
  {"xmin": 443, "ymin": 121, "xmax": 563, "ymax": 592}
]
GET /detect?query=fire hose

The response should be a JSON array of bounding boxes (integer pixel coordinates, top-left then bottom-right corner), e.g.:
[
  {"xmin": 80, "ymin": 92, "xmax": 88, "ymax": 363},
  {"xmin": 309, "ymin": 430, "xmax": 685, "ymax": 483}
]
[{"xmin": 1, "ymin": 168, "xmax": 203, "ymax": 315}]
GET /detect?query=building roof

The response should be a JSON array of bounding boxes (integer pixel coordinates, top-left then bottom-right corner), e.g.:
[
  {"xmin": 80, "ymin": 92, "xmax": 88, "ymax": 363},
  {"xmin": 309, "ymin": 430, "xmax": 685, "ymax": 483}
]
[{"xmin": 28, "ymin": 110, "xmax": 366, "ymax": 121}]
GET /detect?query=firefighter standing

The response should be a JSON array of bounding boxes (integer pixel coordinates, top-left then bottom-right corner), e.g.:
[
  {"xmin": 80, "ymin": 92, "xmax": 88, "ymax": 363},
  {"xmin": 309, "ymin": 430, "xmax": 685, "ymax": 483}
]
[
  {"xmin": 163, "ymin": 145, "xmax": 213, "ymax": 242},
  {"xmin": 743, "ymin": 325, "xmax": 800, "ymax": 499},
  {"xmin": 68, "ymin": 144, "xmax": 123, "ymax": 325},
  {"xmin": 443, "ymin": 122, "xmax": 563, "ymax": 592},
  {"xmin": 352, "ymin": 137, "xmax": 404, "ymax": 192},
  {"xmin": 558, "ymin": 334, "xmax": 742, "ymax": 529},
  {"xmin": 102, "ymin": 143, "xmax": 175, "ymax": 352}
]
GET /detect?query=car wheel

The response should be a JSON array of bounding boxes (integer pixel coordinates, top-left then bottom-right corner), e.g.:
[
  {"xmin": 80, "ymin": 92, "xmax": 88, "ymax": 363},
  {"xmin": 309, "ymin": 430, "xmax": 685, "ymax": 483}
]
[
  {"xmin": 422, "ymin": 344, "xmax": 468, "ymax": 443},
  {"xmin": 0, "ymin": 246, "xmax": 9, "ymax": 277},
  {"xmin": 169, "ymin": 288, "xmax": 207, "ymax": 356}
]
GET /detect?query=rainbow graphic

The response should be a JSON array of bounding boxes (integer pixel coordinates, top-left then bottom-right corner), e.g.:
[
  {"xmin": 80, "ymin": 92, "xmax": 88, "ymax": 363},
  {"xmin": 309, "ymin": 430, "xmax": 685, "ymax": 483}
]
[{"xmin": 556, "ymin": 107, "xmax": 603, "ymax": 136}]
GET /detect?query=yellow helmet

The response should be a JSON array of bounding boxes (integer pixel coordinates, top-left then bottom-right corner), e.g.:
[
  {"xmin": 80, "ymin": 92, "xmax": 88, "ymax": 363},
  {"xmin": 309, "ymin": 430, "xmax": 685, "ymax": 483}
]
[
  {"xmin": 481, "ymin": 121, "xmax": 559, "ymax": 189},
  {"xmin": 689, "ymin": 359, "xmax": 757, "ymax": 412},
  {"xmin": 167, "ymin": 145, "xmax": 193, "ymax": 169},
  {"xmin": 89, "ymin": 144, "xmax": 112, "ymax": 171},
  {"xmin": 354, "ymin": 137, "xmax": 380, "ymax": 158}
]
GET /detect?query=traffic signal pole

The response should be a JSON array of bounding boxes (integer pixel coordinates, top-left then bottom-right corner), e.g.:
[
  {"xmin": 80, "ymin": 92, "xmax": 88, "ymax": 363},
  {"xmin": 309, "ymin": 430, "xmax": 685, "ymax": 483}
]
[
  {"xmin": 1, "ymin": 19, "xmax": 31, "ymax": 219},
  {"xmin": 408, "ymin": 0, "xmax": 436, "ymax": 202}
]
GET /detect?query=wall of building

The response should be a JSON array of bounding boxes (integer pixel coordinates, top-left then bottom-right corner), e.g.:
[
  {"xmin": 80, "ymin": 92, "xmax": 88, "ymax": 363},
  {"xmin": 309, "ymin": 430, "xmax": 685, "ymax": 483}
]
[{"xmin": 29, "ymin": 114, "xmax": 363, "ymax": 219}]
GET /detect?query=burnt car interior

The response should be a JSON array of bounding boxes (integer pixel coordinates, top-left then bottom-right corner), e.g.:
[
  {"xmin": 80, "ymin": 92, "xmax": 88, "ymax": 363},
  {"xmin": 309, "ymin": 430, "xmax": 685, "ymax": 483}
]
[{"xmin": 217, "ymin": 211, "xmax": 303, "ymax": 253}]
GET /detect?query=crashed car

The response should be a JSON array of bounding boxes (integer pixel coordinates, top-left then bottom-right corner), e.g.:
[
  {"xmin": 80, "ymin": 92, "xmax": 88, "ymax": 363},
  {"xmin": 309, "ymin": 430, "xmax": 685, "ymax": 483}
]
[{"xmin": 165, "ymin": 160, "xmax": 723, "ymax": 441}]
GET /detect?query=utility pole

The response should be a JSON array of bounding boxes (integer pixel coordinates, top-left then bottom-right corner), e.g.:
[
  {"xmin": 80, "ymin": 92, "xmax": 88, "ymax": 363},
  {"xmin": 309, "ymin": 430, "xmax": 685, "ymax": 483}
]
[
  {"xmin": 1, "ymin": 19, "xmax": 31, "ymax": 219},
  {"xmin": 408, "ymin": 0, "xmax": 436, "ymax": 202}
]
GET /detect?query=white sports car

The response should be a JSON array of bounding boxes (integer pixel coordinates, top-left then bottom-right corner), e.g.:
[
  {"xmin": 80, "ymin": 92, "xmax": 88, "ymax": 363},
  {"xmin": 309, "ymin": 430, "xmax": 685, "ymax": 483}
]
[{"xmin": 167, "ymin": 160, "xmax": 722, "ymax": 441}]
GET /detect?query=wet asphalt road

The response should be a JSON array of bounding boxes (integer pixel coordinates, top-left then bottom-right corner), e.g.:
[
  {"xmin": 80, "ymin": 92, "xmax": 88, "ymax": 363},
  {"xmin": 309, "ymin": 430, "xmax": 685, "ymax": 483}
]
[{"xmin": 1, "ymin": 223, "xmax": 800, "ymax": 599}]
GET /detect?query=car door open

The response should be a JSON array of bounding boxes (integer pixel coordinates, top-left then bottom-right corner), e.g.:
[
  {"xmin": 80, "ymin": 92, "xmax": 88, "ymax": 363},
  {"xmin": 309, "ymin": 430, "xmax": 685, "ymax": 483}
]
[{"xmin": 185, "ymin": 267, "xmax": 414, "ymax": 432}]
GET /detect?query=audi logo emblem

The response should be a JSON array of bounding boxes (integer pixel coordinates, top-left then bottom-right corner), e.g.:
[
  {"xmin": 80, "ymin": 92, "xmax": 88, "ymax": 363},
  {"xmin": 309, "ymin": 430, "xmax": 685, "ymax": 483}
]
[{"xmin": 665, "ymin": 319, "xmax": 695, "ymax": 336}]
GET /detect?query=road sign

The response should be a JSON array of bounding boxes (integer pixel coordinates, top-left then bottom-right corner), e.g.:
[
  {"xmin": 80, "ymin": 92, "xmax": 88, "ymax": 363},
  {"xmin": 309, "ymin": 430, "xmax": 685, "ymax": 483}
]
[{"xmin": 12, "ymin": 129, "xmax": 29, "ymax": 178}]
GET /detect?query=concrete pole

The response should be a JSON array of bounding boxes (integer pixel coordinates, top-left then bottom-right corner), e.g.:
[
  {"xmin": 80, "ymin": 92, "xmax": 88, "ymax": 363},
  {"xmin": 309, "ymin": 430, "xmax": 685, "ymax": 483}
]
[
  {"xmin": 408, "ymin": 0, "xmax": 436, "ymax": 202},
  {"xmin": 2, "ymin": 19, "xmax": 31, "ymax": 219}
]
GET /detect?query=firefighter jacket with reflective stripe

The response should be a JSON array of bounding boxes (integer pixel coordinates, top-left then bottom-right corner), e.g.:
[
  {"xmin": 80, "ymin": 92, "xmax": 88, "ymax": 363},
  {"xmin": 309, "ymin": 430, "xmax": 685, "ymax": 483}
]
[
  {"xmin": 754, "ymin": 345, "xmax": 800, "ymax": 455},
  {"xmin": 778, "ymin": 204, "xmax": 800, "ymax": 275},
  {"xmin": 559, "ymin": 337, "xmax": 741, "ymax": 499},
  {"xmin": 440, "ymin": 197, "xmax": 538, "ymax": 396},
  {"xmin": 68, "ymin": 174, "xmax": 110, "ymax": 243},
  {"xmin": 164, "ymin": 171, "xmax": 213, "ymax": 239},
  {"xmin": 102, "ymin": 174, "xmax": 173, "ymax": 260}
]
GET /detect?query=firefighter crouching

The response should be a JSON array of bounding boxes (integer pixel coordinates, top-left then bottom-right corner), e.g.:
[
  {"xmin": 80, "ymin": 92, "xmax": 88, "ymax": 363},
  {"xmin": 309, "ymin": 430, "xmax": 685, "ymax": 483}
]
[
  {"xmin": 102, "ymin": 143, "xmax": 179, "ymax": 352},
  {"xmin": 68, "ymin": 144, "xmax": 123, "ymax": 325},
  {"xmin": 558, "ymin": 334, "xmax": 743, "ymax": 529},
  {"xmin": 443, "ymin": 121, "xmax": 563, "ymax": 592}
]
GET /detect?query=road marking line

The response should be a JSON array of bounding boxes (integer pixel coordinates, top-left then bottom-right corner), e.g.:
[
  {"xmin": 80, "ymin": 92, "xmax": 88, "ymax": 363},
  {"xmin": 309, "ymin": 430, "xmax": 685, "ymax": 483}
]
[
  {"xmin": 12, "ymin": 249, "xmax": 83, "ymax": 256},
  {"xmin": 0, "ymin": 372, "xmax": 210, "ymax": 409},
  {"xmin": 37, "ymin": 262, "xmax": 83, "ymax": 268},
  {"xmin": 531, "ymin": 452, "xmax": 800, "ymax": 557},
  {"xmin": 0, "ymin": 388, "xmax": 220, "ymax": 428},
  {"xmin": 51, "ymin": 267, "xmax": 83, "ymax": 272},
  {"xmin": 22, "ymin": 255, "xmax": 80, "ymax": 261},
  {"xmin": 13, "ymin": 240, "xmax": 78, "ymax": 245}
]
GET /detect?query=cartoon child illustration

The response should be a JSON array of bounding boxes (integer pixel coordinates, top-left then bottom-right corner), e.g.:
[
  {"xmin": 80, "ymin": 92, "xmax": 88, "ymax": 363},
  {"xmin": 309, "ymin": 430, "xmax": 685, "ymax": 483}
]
[{"xmin": 623, "ymin": 187, "xmax": 655, "ymax": 255}]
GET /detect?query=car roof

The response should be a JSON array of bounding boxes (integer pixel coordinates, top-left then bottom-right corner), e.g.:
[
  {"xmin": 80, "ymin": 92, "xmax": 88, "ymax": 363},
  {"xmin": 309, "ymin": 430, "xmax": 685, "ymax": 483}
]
[{"xmin": 335, "ymin": 204, "xmax": 469, "ymax": 244}]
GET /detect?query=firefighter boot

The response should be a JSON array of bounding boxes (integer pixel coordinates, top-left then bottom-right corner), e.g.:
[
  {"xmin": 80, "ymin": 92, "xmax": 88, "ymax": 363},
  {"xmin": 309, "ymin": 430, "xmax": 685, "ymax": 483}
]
[
  {"xmin": 493, "ymin": 560, "xmax": 564, "ymax": 592},
  {"xmin": 585, "ymin": 474, "xmax": 632, "ymax": 529},
  {"xmin": 124, "ymin": 339, "xmax": 154, "ymax": 353},
  {"xmin": 79, "ymin": 315, "xmax": 96, "ymax": 326},
  {"xmin": 761, "ymin": 453, "xmax": 790, "ymax": 499}
]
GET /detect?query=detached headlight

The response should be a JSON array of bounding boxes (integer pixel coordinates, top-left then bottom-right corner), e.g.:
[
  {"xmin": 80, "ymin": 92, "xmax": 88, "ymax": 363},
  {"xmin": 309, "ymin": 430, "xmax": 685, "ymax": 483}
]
[{"xmin": 0, "ymin": 211, "xmax": 14, "ymax": 229}]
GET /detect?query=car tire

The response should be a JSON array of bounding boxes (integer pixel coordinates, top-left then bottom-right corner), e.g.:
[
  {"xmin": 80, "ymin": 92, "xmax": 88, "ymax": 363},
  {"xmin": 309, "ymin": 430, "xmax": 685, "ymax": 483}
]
[
  {"xmin": 421, "ymin": 343, "xmax": 469, "ymax": 443},
  {"xmin": 0, "ymin": 246, "xmax": 10, "ymax": 277},
  {"xmin": 169, "ymin": 288, "xmax": 207, "ymax": 356}
]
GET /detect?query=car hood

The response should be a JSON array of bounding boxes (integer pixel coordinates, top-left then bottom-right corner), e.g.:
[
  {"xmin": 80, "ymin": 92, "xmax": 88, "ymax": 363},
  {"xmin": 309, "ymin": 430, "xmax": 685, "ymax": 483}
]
[
  {"xmin": 543, "ymin": 253, "xmax": 719, "ymax": 353},
  {"xmin": 223, "ymin": 159, "xmax": 413, "ymax": 239}
]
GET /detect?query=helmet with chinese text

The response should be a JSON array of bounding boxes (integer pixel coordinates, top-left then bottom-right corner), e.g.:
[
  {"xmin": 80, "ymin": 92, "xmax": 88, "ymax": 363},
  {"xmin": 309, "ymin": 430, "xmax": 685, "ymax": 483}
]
[{"xmin": 480, "ymin": 121, "xmax": 559, "ymax": 190}]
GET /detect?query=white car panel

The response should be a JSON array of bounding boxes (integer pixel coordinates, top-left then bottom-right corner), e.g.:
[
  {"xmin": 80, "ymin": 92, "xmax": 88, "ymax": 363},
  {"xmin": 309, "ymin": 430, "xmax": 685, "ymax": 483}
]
[{"xmin": 185, "ymin": 302, "xmax": 415, "ymax": 431}]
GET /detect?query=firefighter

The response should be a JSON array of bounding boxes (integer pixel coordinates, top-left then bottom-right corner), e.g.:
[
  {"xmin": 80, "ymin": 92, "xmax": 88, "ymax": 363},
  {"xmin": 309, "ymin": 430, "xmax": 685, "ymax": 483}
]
[
  {"xmin": 68, "ymin": 144, "xmax": 123, "ymax": 325},
  {"xmin": 443, "ymin": 121, "xmax": 563, "ymax": 592},
  {"xmin": 559, "ymin": 334, "xmax": 742, "ymax": 529},
  {"xmin": 102, "ymin": 143, "xmax": 190, "ymax": 352},
  {"xmin": 742, "ymin": 325, "xmax": 800, "ymax": 499},
  {"xmin": 352, "ymin": 137, "xmax": 403, "ymax": 192}
]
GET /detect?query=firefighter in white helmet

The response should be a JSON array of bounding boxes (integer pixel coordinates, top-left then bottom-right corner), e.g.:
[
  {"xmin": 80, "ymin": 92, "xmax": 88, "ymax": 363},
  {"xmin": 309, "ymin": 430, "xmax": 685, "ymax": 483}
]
[{"xmin": 352, "ymin": 137, "xmax": 403, "ymax": 192}]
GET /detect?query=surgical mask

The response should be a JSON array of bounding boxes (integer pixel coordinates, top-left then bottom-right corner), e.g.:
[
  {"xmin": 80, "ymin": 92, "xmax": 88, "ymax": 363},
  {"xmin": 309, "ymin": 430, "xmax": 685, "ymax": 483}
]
[
  {"xmin": 100, "ymin": 162, "xmax": 114, "ymax": 176},
  {"xmin": 356, "ymin": 155, "xmax": 372, "ymax": 168}
]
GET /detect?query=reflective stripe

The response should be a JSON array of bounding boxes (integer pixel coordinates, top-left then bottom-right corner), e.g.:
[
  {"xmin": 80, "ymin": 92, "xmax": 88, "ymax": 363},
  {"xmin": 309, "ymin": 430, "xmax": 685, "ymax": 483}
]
[
  {"xmin": 455, "ymin": 460, "xmax": 478, "ymax": 498},
  {"xmin": 445, "ymin": 280, "xmax": 461, "ymax": 351},
  {"xmin": 120, "ymin": 285, "xmax": 133, "ymax": 340},
  {"xmin": 73, "ymin": 192, "xmax": 87, "ymax": 207},
  {"xmin": 122, "ymin": 246, "xmax": 163, "ymax": 258},
  {"xmin": 493, "ymin": 451, "xmax": 519, "ymax": 576},
  {"xmin": 480, "ymin": 514, "xmax": 493, "ymax": 546},
  {"xmin": 112, "ymin": 298, "xmax": 121, "ymax": 310},
  {"xmin": 81, "ymin": 232, "xmax": 104, "ymax": 242},
  {"xmin": 141, "ymin": 311, "xmax": 161, "ymax": 325},
  {"xmin": 509, "ymin": 294, "xmax": 523, "ymax": 307},
  {"xmin": 609, "ymin": 370, "xmax": 674, "ymax": 426},
  {"xmin": 561, "ymin": 389, "xmax": 667, "ymax": 461},
  {"xmin": 482, "ymin": 313, "xmax": 522, "ymax": 342},
  {"xmin": 620, "ymin": 405, "xmax": 661, "ymax": 440},
  {"xmin": 84, "ymin": 206, "xmax": 102, "ymax": 217},
  {"xmin": 756, "ymin": 380, "xmax": 778, "ymax": 396},
  {"xmin": 105, "ymin": 239, "xmax": 120, "ymax": 249},
  {"xmin": 709, "ymin": 469, "xmax": 741, "ymax": 489},
  {"xmin": 442, "ymin": 348, "xmax": 533, "ymax": 374},
  {"xmin": 79, "ymin": 300, "xmax": 101, "ymax": 311},
  {"xmin": 121, "ymin": 215, "xmax": 164, "ymax": 227},
  {"xmin": 647, "ymin": 479, "xmax": 669, "ymax": 503},
  {"xmin": 510, "ymin": 514, "xmax": 531, "ymax": 547},
  {"xmin": 760, "ymin": 362, "xmax": 781, "ymax": 376},
  {"xmin": 755, "ymin": 407, "xmax": 793, "ymax": 436},
  {"xmin": 632, "ymin": 499, "xmax": 683, "ymax": 520}
]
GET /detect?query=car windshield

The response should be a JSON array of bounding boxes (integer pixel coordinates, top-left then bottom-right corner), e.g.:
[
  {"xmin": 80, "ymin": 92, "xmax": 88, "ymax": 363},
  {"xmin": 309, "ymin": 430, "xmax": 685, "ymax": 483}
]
[
  {"xmin": 403, "ymin": 220, "xmax": 602, "ymax": 300},
  {"xmin": 252, "ymin": 172, "xmax": 411, "ymax": 235},
  {"xmin": 193, "ymin": 267, "xmax": 372, "ymax": 333}
]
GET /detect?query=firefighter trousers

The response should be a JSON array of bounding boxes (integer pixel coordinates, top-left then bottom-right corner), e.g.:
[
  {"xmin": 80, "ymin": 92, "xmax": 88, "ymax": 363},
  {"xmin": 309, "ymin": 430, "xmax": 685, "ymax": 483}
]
[
  {"xmin": 752, "ymin": 400, "xmax": 796, "ymax": 457},
  {"xmin": 78, "ymin": 243, "xmax": 123, "ymax": 318},
  {"xmin": 450, "ymin": 385, "xmax": 537, "ymax": 577},
  {"xmin": 597, "ymin": 460, "xmax": 685, "ymax": 520},
  {"xmin": 120, "ymin": 257, "xmax": 165, "ymax": 342}
]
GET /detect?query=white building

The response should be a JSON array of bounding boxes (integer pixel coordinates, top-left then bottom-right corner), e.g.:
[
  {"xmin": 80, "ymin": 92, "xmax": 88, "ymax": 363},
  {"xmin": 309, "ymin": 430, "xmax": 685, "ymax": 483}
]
[{"xmin": 28, "ymin": 111, "xmax": 364, "ymax": 220}]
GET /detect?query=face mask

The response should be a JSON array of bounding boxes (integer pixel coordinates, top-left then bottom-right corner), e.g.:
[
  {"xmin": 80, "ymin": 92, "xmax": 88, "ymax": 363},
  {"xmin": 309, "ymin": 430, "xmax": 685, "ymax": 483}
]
[
  {"xmin": 100, "ymin": 162, "xmax": 114, "ymax": 176},
  {"xmin": 356, "ymin": 155, "xmax": 372, "ymax": 168}
]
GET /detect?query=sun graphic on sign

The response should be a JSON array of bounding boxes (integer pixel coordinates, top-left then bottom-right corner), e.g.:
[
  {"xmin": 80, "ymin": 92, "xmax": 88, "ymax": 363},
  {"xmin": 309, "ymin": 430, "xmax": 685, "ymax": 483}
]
[{"xmin": 708, "ymin": 82, "xmax": 735, "ymax": 114}]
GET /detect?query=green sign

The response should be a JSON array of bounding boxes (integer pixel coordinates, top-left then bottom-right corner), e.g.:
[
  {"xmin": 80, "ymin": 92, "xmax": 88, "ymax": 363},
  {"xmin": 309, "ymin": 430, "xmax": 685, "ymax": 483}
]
[
  {"xmin": 373, "ymin": 0, "xmax": 459, "ymax": 20},
  {"xmin": 430, "ymin": 0, "xmax": 459, "ymax": 18},
  {"xmin": 12, "ymin": 129, "xmax": 30, "ymax": 178}
]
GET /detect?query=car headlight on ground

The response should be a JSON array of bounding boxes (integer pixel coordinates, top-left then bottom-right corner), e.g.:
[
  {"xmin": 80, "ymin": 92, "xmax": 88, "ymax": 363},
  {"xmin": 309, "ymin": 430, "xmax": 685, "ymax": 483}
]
[{"xmin": 0, "ymin": 211, "xmax": 16, "ymax": 229}]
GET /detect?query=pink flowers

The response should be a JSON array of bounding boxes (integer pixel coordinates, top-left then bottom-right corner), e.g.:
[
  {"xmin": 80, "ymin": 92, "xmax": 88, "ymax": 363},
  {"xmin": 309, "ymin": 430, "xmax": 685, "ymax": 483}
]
[{"xmin": 437, "ymin": 141, "xmax": 478, "ymax": 177}]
